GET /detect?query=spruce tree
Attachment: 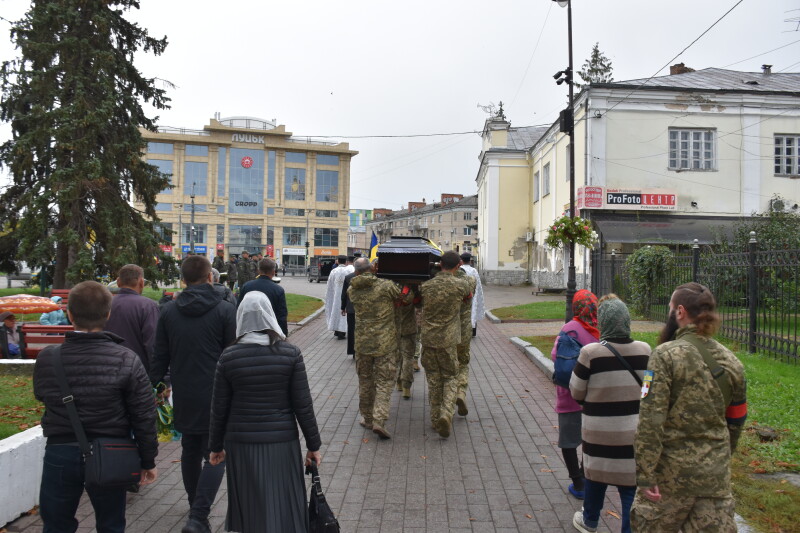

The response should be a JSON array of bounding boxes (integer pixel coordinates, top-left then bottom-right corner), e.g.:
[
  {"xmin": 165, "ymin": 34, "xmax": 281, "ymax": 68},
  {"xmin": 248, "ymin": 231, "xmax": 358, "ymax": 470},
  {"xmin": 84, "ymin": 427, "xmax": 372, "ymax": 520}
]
[
  {"xmin": 0, "ymin": 0, "xmax": 174, "ymax": 288},
  {"xmin": 576, "ymin": 42, "xmax": 614, "ymax": 90}
]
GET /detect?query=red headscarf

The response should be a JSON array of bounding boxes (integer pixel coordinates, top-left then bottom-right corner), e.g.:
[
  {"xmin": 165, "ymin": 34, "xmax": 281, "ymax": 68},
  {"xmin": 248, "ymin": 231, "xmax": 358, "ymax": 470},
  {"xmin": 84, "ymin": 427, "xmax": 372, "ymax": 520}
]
[{"xmin": 572, "ymin": 289, "xmax": 600, "ymax": 339}]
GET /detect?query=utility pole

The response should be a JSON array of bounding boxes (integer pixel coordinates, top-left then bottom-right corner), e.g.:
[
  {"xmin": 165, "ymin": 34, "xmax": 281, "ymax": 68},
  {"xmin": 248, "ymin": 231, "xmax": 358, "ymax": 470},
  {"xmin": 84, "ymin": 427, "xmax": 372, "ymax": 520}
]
[{"xmin": 189, "ymin": 182, "xmax": 196, "ymax": 255}]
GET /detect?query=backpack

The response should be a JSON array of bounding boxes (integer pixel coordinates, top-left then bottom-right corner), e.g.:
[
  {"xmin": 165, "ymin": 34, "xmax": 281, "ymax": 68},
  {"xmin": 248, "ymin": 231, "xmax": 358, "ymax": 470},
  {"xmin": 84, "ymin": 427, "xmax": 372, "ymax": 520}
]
[{"xmin": 552, "ymin": 330, "xmax": 583, "ymax": 389}]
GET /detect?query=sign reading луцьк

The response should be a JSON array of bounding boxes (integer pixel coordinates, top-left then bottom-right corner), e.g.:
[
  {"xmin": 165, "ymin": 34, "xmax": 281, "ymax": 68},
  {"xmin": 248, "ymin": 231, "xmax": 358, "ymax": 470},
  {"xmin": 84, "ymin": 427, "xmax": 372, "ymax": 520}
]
[{"xmin": 577, "ymin": 187, "xmax": 677, "ymax": 213}]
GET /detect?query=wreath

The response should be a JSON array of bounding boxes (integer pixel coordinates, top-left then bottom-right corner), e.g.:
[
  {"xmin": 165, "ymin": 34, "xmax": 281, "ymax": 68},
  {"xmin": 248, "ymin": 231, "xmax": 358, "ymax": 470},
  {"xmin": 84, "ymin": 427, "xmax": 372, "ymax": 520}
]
[{"xmin": 545, "ymin": 215, "xmax": 598, "ymax": 249}]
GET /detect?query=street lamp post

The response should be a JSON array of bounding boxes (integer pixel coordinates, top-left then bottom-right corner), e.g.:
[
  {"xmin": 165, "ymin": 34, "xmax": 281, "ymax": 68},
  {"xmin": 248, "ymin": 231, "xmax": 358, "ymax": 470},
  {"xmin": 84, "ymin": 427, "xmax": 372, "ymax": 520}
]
[
  {"xmin": 189, "ymin": 182, "xmax": 196, "ymax": 255},
  {"xmin": 553, "ymin": 0, "xmax": 577, "ymax": 323}
]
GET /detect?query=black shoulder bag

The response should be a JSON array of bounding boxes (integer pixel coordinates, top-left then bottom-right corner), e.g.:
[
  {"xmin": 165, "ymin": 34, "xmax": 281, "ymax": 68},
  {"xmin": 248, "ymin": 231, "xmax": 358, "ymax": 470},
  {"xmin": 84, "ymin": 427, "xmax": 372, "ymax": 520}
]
[
  {"xmin": 600, "ymin": 340, "xmax": 643, "ymax": 387},
  {"xmin": 51, "ymin": 346, "xmax": 142, "ymax": 488},
  {"xmin": 306, "ymin": 460, "xmax": 340, "ymax": 533}
]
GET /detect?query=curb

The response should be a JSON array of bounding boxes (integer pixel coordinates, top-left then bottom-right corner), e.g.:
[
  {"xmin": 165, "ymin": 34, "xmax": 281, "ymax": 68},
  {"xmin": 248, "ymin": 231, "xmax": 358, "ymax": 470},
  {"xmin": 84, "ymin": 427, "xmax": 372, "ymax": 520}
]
[
  {"xmin": 296, "ymin": 306, "xmax": 325, "ymax": 328},
  {"xmin": 0, "ymin": 360, "xmax": 35, "ymax": 376},
  {"xmin": 484, "ymin": 310, "xmax": 502, "ymax": 324}
]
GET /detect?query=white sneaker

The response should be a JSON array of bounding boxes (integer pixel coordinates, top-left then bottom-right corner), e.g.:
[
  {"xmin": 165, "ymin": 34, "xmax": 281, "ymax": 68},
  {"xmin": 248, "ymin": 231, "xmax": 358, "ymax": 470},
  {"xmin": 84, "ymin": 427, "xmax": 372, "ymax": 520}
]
[{"xmin": 572, "ymin": 510, "xmax": 597, "ymax": 533}]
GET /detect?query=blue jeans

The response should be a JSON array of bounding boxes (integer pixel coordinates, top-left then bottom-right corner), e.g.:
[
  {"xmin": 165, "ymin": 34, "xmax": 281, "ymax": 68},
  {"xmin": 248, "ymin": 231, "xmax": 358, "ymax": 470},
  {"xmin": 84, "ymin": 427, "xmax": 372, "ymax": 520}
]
[
  {"xmin": 40, "ymin": 444, "xmax": 127, "ymax": 533},
  {"xmin": 583, "ymin": 478, "xmax": 636, "ymax": 533},
  {"xmin": 181, "ymin": 433, "xmax": 225, "ymax": 519}
]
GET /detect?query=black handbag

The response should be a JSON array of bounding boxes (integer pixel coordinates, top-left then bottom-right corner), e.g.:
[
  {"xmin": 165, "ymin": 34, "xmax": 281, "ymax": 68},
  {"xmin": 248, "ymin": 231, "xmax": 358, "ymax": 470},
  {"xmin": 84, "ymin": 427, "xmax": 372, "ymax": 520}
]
[
  {"xmin": 51, "ymin": 346, "xmax": 142, "ymax": 488},
  {"xmin": 306, "ymin": 461, "xmax": 340, "ymax": 533}
]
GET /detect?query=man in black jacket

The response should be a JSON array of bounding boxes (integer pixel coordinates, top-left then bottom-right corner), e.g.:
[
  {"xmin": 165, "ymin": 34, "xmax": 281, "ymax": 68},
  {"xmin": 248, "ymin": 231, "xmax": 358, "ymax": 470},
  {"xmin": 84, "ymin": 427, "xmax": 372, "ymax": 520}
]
[
  {"xmin": 237, "ymin": 257, "xmax": 289, "ymax": 336},
  {"xmin": 151, "ymin": 255, "xmax": 237, "ymax": 533},
  {"xmin": 341, "ymin": 267, "xmax": 356, "ymax": 357},
  {"xmin": 34, "ymin": 281, "xmax": 158, "ymax": 532}
]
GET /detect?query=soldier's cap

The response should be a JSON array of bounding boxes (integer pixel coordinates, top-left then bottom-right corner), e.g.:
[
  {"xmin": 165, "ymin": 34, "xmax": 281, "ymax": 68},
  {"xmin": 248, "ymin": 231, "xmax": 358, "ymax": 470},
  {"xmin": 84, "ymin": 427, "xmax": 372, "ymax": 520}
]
[{"xmin": 241, "ymin": 250, "xmax": 249, "ymax": 255}]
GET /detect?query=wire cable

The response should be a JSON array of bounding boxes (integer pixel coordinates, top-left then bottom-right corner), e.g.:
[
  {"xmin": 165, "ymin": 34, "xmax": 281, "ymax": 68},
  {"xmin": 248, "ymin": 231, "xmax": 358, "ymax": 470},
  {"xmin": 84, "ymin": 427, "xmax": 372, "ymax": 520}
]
[
  {"xmin": 721, "ymin": 38, "xmax": 800, "ymax": 68},
  {"xmin": 510, "ymin": 2, "xmax": 553, "ymax": 108}
]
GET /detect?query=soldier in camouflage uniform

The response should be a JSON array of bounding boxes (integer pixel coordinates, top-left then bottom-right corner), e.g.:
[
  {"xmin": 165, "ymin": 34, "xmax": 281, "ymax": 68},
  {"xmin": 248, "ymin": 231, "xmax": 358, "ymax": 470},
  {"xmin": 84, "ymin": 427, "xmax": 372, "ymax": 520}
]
[
  {"xmin": 236, "ymin": 250, "xmax": 256, "ymax": 288},
  {"xmin": 394, "ymin": 287, "xmax": 420, "ymax": 399},
  {"xmin": 348, "ymin": 257, "xmax": 401, "ymax": 440},
  {"xmin": 630, "ymin": 283, "xmax": 747, "ymax": 533},
  {"xmin": 454, "ymin": 268, "xmax": 476, "ymax": 416},
  {"xmin": 420, "ymin": 251, "xmax": 471, "ymax": 438}
]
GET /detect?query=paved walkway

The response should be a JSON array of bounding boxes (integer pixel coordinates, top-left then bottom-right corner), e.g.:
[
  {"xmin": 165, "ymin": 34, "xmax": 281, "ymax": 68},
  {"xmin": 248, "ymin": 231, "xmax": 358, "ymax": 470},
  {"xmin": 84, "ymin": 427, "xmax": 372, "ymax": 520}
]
[{"xmin": 9, "ymin": 285, "xmax": 627, "ymax": 532}]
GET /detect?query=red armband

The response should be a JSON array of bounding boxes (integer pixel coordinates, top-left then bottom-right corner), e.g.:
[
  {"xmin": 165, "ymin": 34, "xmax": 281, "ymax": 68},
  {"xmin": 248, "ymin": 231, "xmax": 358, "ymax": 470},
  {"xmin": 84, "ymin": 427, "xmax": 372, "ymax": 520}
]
[{"xmin": 726, "ymin": 400, "xmax": 747, "ymax": 425}]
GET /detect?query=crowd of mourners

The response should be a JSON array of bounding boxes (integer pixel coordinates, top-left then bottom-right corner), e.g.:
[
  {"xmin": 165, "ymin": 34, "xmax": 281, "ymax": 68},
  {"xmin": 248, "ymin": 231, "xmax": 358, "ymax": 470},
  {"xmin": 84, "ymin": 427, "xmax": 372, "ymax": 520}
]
[{"xmin": 27, "ymin": 248, "xmax": 747, "ymax": 533}]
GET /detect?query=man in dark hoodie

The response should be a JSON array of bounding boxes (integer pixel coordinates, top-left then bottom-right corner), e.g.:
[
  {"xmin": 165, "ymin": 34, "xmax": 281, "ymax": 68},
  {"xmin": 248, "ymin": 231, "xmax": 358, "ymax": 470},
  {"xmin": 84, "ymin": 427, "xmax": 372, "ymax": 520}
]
[{"xmin": 151, "ymin": 255, "xmax": 237, "ymax": 533}]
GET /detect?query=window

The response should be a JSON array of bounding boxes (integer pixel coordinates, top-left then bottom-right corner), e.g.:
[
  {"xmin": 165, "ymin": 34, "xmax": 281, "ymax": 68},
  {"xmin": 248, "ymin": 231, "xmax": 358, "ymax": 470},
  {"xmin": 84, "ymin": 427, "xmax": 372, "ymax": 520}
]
[
  {"xmin": 183, "ymin": 204, "xmax": 207, "ymax": 212},
  {"xmin": 543, "ymin": 163, "xmax": 551, "ymax": 196},
  {"xmin": 775, "ymin": 135, "xmax": 800, "ymax": 176},
  {"xmin": 185, "ymin": 145, "xmax": 208, "ymax": 157},
  {"xmin": 317, "ymin": 154, "xmax": 339, "ymax": 166},
  {"xmin": 463, "ymin": 227, "xmax": 473, "ymax": 236},
  {"xmin": 185, "ymin": 162, "xmax": 208, "ymax": 196},
  {"xmin": 217, "ymin": 224, "xmax": 225, "ymax": 243},
  {"xmin": 217, "ymin": 147, "xmax": 227, "ymax": 197},
  {"xmin": 314, "ymin": 228, "xmax": 338, "ymax": 247},
  {"xmin": 229, "ymin": 148, "xmax": 264, "ymax": 214},
  {"xmin": 267, "ymin": 150, "xmax": 276, "ymax": 199},
  {"xmin": 463, "ymin": 212, "xmax": 472, "ymax": 221},
  {"xmin": 438, "ymin": 215, "xmax": 442, "ymax": 223},
  {"xmin": 149, "ymin": 159, "xmax": 173, "ymax": 194},
  {"xmin": 285, "ymin": 208, "xmax": 305, "ymax": 216},
  {"xmin": 182, "ymin": 224, "xmax": 207, "ymax": 243},
  {"xmin": 283, "ymin": 227, "xmax": 305, "ymax": 246},
  {"xmin": 155, "ymin": 223, "xmax": 172, "ymax": 241},
  {"xmin": 266, "ymin": 226, "xmax": 274, "ymax": 246},
  {"xmin": 316, "ymin": 170, "xmax": 339, "ymax": 202},
  {"xmin": 217, "ymin": 205, "xmax": 225, "ymax": 213},
  {"xmin": 229, "ymin": 225, "xmax": 262, "ymax": 247},
  {"xmin": 534, "ymin": 171, "xmax": 540, "ymax": 202},
  {"xmin": 286, "ymin": 152, "xmax": 307, "ymax": 164},
  {"xmin": 147, "ymin": 142, "xmax": 173, "ymax": 155},
  {"xmin": 669, "ymin": 129, "xmax": 715, "ymax": 170},
  {"xmin": 155, "ymin": 203, "xmax": 172, "ymax": 211},
  {"xmin": 316, "ymin": 209, "xmax": 337, "ymax": 218},
  {"xmin": 285, "ymin": 168, "xmax": 306, "ymax": 201}
]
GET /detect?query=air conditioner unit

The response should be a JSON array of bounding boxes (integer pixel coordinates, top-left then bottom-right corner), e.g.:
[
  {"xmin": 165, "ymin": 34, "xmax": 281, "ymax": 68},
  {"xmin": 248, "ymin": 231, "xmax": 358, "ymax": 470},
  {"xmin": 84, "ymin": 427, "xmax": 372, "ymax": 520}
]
[
  {"xmin": 769, "ymin": 197, "xmax": 796, "ymax": 212},
  {"xmin": 526, "ymin": 232, "xmax": 534, "ymax": 242}
]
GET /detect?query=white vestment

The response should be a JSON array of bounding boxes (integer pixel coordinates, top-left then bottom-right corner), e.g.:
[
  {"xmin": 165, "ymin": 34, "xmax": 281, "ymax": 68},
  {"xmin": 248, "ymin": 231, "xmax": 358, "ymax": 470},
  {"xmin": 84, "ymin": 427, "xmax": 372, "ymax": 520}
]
[
  {"xmin": 461, "ymin": 264, "xmax": 485, "ymax": 328},
  {"xmin": 325, "ymin": 264, "xmax": 353, "ymax": 332}
]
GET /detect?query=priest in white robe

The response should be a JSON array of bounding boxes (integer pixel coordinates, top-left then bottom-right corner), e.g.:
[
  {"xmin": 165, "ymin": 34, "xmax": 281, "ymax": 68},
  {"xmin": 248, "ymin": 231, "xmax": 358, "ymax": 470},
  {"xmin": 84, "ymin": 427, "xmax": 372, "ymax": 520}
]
[
  {"xmin": 325, "ymin": 255, "xmax": 353, "ymax": 339},
  {"xmin": 460, "ymin": 252, "xmax": 485, "ymax": 337}
]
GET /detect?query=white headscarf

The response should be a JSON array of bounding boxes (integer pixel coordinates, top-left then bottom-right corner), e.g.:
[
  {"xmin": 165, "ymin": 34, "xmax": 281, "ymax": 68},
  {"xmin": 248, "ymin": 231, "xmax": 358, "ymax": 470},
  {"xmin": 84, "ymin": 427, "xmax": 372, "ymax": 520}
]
[{"xmin": 236, "ymin": 291, "xmax": 286, "ymax": 345}]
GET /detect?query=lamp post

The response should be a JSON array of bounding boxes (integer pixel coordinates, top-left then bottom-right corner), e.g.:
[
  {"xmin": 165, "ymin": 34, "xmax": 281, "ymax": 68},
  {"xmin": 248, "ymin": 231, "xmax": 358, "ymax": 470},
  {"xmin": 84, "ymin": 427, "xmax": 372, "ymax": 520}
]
[
  {"xmin": 189, "ymin": 182, "xmax": 196, "ymax": 255},
  {"xmin": 553, "ymin": 0, "xmax": 577, "ymax": 323}
]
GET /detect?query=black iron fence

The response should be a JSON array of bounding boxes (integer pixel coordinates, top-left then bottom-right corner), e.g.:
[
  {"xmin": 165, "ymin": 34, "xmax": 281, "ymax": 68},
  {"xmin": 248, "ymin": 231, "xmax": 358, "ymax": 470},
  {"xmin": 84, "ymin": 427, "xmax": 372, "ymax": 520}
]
[{"xmin": 592, "ymin": 234, "xmax": 799, "ymax": 363}]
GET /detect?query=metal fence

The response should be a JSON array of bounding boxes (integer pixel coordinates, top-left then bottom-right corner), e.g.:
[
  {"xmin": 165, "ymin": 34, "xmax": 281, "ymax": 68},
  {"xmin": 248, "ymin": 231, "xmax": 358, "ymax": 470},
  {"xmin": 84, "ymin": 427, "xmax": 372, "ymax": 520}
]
[{"xmin": 592, "ymin": 235, "xmax": 800, "ymax": 363}]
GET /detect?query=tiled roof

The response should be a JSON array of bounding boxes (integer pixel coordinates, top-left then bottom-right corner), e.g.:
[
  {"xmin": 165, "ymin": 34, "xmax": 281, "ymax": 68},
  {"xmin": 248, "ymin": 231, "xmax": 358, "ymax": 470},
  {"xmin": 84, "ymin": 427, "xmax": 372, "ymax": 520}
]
[
  {"xmin": 506, "ymin": 126, "xmax": 550, "ymax": 150},
  {"xmin": 600, "ymin": 67, "xmax": 800, "ymax": 94}
]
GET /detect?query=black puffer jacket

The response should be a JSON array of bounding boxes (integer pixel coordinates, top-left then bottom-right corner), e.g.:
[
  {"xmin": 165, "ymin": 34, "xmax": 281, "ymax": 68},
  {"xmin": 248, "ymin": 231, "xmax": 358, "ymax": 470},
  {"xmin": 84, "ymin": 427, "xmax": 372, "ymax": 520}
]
[
  {"xmin": 208, "ymin": 340, "xmax": 321, "ymax": 453},
  {"xmin": 33, "ymin": 332, "xmax": 158, "ymax": 469},
  {"xmin": 151, "ymin": 283, "xmax": 236, "ymax": 434}
]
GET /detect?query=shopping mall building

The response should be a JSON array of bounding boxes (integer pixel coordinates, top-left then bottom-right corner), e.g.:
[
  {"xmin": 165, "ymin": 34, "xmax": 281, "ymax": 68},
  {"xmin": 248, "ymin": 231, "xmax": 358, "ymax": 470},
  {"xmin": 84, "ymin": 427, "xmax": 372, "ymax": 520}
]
[{"xmin": 137, "ymin": 115, "xmax": 357, "ymax": 270}]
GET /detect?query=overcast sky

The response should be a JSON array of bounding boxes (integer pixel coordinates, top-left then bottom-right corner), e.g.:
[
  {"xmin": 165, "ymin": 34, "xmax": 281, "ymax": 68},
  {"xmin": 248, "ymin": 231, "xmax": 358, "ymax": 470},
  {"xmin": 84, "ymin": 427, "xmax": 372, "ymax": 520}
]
[{"xmin": 1, "ymin": 0, "xmax": 798, "ymax": 210}]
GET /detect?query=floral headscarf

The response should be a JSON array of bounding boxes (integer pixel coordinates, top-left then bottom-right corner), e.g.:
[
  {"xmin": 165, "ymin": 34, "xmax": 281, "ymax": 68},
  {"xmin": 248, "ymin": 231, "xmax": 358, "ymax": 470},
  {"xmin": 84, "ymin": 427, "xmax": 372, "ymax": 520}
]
[{"xmin": 572, "ymin": 289, "xmax": 600, "ymax": 339}]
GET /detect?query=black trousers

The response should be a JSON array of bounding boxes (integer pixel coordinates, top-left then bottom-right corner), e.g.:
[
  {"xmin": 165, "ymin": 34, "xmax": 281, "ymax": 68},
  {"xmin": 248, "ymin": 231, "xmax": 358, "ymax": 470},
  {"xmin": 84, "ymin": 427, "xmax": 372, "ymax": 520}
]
[
  {"xmin": 180, "ymin": 433, "xmax": 225, "ymax": 520},
  {"xmin": 346, "ymin": 313, "xmax": 355, "ymax": 355}
]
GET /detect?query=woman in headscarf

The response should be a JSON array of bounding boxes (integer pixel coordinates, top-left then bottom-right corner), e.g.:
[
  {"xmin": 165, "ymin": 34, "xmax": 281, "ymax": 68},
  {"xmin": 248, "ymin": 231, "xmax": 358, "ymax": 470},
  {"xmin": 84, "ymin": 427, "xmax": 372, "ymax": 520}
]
[
  {"xmin": 209, "ymin": 291, "xmax": 321, "ymax": 532},
  {"xmin": 569, "ymin": 296, "xmax": 650, "ymax": 533},
  {"xmin": 551, "ymin": 289, "xmax": 600, "ymax": 500}
]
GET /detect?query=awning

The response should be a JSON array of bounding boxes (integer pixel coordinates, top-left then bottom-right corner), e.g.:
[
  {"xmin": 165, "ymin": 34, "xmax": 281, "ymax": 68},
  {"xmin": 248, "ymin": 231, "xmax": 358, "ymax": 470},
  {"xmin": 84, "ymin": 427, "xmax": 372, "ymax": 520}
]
[{"xmin": 590, "ymin": 213, "xmax": 742, "ymax": 244}]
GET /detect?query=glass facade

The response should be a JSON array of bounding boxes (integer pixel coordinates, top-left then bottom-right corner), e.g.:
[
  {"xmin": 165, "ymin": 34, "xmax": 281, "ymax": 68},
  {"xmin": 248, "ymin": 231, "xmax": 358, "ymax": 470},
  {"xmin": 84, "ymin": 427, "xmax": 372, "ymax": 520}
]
[
  {"xmin": 266, "ymin": 226, "xmax": 274, "ymax": 246},
  {"xmin": 229, "ymin": 225, "xmax": 262, "ymax": 247},
  {"xmin": 316, "ymin": 170, "xmax": 338, "ymax": 202},
  {"xmin": 285, "ymin": 208, "xmax": 305, "ymax": 216},
  {"xmin": 285, "ymin": 168, "xmax": 306, "ymax": 201},
  {"xmin": 217, "ymin": 147, "xmax": 227, "ymax": 197},
  {"xmin": 185, "ymin": 145, "xmax": 209, "ymax": 157},
  {"xmin": 182, "ymin": 223, "xmax": 207, "ymax": 243},
  {"xmin": 267, "ymin": 150, "xmax": 276, "ymax": 199},
  {"xmin": 283, "ymin": 227, "xmax": 305, "ymax": 246},
  {"xmin": 155, "ymin": 223, "xmax": 173, "ymax": 241},
  {"xmin": 149, "ymin": 159, "xmax": 173, "ymax": 194},
  {"xmin": 318, "ymin": 154, "xmax": 339, "ymax": 166},
  {"xmin": 286, "ymin": 152, "xmax": 307, "ymax": 164},
  {"xmin": 314, "ymin": 228, "xmax": 338, "ymax": 247},
  {"xmin": 229, "ymin": 148, "xmax": 265, "ymax": 214},
  {"xmin": 316, "ymin": 209, "xmax": 337, "ymax": 218},
  {"xmin": 185, "ymin": 162, "xmax": 208, "ymax": 196},
  {"xmin": 217, "ymin": 224, "xmax": 225, "ymax": 243},
  {"xmin": 147, "ymin": 142, "xmax": 173, "ymax": 154},
  {"xmin": 183, "ymin": 204, "xmax": 207, "ymax": 212},
  {"xmin": 155, "ymin": 203, "xmax": 172, "ymax": 211}
]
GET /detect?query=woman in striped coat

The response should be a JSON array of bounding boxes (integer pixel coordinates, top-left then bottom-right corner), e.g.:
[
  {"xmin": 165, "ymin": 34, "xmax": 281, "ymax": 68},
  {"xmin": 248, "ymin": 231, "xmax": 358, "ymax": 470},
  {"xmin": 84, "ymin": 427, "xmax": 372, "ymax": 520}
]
[{"xmin": 569, "ymin": 297, "xmax": 650, "ymax": 533}]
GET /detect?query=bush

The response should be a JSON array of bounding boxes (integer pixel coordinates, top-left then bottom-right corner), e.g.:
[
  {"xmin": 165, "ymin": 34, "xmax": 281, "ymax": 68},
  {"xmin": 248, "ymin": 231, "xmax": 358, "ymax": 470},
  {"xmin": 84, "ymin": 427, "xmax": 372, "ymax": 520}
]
[{"xmin": 626, "ymin": 246, "xmax": 674, "ymax": 317}]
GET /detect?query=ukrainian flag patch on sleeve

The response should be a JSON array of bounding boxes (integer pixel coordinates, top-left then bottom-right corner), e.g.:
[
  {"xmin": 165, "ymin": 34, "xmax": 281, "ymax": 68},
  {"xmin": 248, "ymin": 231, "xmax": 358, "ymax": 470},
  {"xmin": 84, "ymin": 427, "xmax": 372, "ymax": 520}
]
[{"xmin": 641, "ymin": 370, "xmax": 654, "ymax": 399}]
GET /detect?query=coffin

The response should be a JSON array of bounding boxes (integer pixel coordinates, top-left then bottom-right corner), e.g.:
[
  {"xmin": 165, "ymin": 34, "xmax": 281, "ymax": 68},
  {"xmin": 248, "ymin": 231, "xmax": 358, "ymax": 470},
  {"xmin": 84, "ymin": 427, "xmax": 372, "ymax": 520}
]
[{"xmin": 375, "ymin": 237, "xmax": 442, "ymax": 282}]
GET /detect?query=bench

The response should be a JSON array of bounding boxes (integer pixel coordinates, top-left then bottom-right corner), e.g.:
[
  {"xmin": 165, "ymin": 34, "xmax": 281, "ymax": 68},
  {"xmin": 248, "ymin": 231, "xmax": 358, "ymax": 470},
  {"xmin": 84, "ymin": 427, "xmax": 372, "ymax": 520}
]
[
  {"xmin": 5, "ymin": 273, "xmax": 31, "ymax": 288},
  {"xmin": 533, "ymin": 287, "xmax": 567, "ymax": 296},
  {"xmin": 18, "ymin": 324, "xmax": 74, "ymax": 359},
  {"xmin": 49, "ymin": 289, "xmax": 70, "ymax": 309}
]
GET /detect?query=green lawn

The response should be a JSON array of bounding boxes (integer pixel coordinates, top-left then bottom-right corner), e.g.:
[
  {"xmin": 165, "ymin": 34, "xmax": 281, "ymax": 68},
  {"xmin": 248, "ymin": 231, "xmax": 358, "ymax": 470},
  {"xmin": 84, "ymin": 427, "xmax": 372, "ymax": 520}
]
[
  {"xmin": 0, "ymin": 375, "xmax": 43, "ymax": 439},
  {"xmin": 490, "ymin": 301, "xmax": 567, "ymax": 320}
]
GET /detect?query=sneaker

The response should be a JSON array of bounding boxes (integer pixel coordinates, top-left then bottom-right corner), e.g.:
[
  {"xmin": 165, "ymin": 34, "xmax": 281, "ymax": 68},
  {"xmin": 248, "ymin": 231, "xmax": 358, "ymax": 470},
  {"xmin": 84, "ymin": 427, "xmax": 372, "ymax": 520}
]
[
  {"xmin": 572, "ymin": 510, "xmax": 597, "ymax": 533},
  {"xmin": 402, "ymin": 386, "xmax": 411, "ymax": 399},
  {"xmin": 372, "ymin": 423, "xmax": 391, "ymax": 440},
  {"xmin": 358, "ymin": 417, "xmax": 373, "ymax": 430},
  {"xmin": 568, "ymin": 483, "xmax": 585, "ymax": 500},
  {"xmin": 181, "ymin": 517, "xmax": 212, "ymax": 533},
  {"xmin": 436, "ymin": 415, "xmax": 452, "ymax": 438},
  {"xmin": 456, "ymin": 394, "xmax": 468, "ymax": 416}
]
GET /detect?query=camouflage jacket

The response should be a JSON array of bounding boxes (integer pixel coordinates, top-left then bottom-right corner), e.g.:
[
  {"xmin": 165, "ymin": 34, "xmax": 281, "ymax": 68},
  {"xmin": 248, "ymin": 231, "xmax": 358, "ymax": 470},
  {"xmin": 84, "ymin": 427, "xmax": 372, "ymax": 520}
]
[
  {"xmin": 455, "ymin": 270, "xmax": 476, "ymax": 344},
  {"xmin": 348, "ymin": 273, "xmax": 401, "ymax": 356},
  {"xmin": 394, "ymin": 286, "xmax": 419, "ymax": 337},
  {"xmin": 237, "ymin": 260, "xmax": 257, "ymax": 285},
  {"xmin": 420, "ymin": 271, "xmax": 470, "ymax": 349},
  {"xmin": 634, "ymin": 325, "xmax": 747, "ymax": 497}
]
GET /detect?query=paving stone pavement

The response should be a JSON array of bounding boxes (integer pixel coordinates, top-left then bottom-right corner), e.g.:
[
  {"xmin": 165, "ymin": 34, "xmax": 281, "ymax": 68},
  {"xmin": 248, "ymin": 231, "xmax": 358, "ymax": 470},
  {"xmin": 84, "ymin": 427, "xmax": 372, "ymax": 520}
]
[{"xmin": 9, "ymin": 311, "xmax": 627, "ymax": 532}]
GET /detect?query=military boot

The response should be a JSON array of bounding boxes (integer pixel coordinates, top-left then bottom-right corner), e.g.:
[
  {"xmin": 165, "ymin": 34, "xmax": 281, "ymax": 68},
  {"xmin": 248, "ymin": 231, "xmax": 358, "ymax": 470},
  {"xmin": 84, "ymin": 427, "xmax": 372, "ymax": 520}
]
[
  {"xmin": 456, "ymin": 393, "xmax": 468, "ymax": 416},
  {"xmin": 359, "ymin": 417, "xmax": 373, "ymax": 430},
  {"xmin": 402, "ymin": 385, "xmax": 411, "ymax": 399},
  {"xmin": 436, "ymin": 414, "xmax": 452, "ymax": 438},
  {"xmin": 372, "ymin": 422, "xmax": 391, "ymax": 440}
]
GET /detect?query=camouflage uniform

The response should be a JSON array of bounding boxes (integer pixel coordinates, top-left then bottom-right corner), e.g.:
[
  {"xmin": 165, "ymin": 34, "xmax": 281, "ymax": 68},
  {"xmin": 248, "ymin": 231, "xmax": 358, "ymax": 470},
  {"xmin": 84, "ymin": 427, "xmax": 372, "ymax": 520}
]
[
  {"xmin": 394, "ymin": 288, "xmax": 419, "ymax": 392},
  {"xmin": 236, "ymin": 258, "xmax": 256, "ymax": 287},
  {"xmin": 454, "ymin": 270, "xmax": 476, "ymax": 408},
  {"xmin": 420, "ymin": 271, "xmax": 470, "ymax": 436},
  {"xmin": 348, "ymin": 273, "xmax": 401, "ymax": 428},
  {"xmin": 632, "ymin": 325, "xmax": 747, "ymax": 532}
]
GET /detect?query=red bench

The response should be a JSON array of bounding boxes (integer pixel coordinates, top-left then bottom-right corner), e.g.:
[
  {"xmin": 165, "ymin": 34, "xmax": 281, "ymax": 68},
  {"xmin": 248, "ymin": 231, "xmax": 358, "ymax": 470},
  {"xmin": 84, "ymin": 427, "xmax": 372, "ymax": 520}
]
[
  {"xmin": 50, "ymin": 289, "xmax": 70, "ymax": 309},
  {"xmin": 19, "ymin": 324, "xmax": 74, "ymax": 359}
]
